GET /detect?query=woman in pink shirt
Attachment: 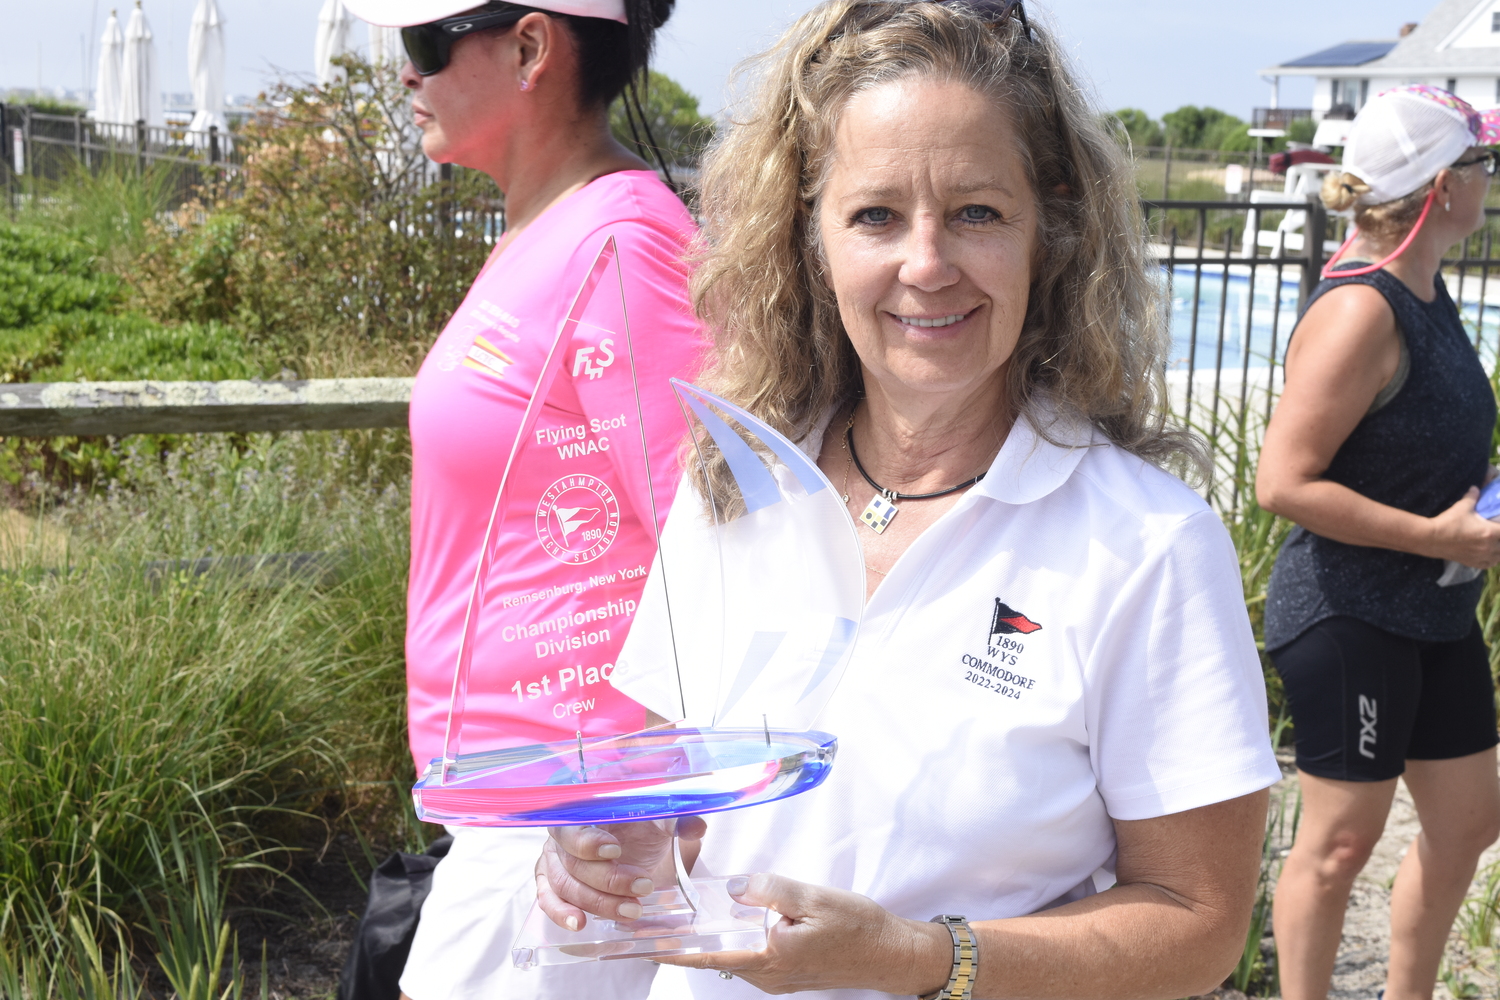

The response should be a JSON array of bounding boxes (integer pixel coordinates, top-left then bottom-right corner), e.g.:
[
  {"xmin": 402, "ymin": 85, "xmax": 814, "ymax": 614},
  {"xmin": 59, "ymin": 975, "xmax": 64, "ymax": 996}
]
[{"xmin": 340, "ymin": 1, "xmax": 702, "ymax": 997}]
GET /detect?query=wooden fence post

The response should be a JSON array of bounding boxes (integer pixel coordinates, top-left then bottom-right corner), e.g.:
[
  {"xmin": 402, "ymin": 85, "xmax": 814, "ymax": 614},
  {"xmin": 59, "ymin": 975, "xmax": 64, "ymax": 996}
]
[{"xmin": 135, "ymin": 119, "xmax": 147, "ymax": 177}]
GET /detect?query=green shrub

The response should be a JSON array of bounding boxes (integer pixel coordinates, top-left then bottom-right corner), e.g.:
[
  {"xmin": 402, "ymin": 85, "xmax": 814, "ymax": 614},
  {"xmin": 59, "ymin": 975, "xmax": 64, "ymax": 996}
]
[
  {"xmin": 1109, "ymin": 108, "xmax": 1164, "ymax": 150},
  {"xmin": 609, "ymin": 70, "xmax": 715, "ymax": 168},
  {"xmin": 131, "ymin": 210, "xmax": 246, "ymax": 325},
  {"xmin": 1162, "ymin": 105, "xmax": 1243, "ymax": 150},
  {"xmin": 0, "ymin": 225, "xmax": 121, "ymax": 330},
  {"xmin": 6, "ymin": 96, "xmax": 87, "ymax": 116},
  {"xmin": 0, "ymin": 433, "xmax": 412, "ymax": 990},
  {"xmin": 26, "ymin": 314, "xmax": 261, "ymax": 383},
  {"xmin": 128, "ymin": 58, "xmax": 495, "ymax": 375},
  {"xmin": 1216, "ymin": 123, "xmax": 1257, "ymax": 154},
  {"xmin": 1285, "ymin": 117, "xmax": 1317, "ymax": 145}
]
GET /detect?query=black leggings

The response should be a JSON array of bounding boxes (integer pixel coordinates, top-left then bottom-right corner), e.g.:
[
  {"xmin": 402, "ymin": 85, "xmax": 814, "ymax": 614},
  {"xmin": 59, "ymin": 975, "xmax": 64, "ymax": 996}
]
[{"xmin": 1270, "ymin": 616, "xmax": 1497, "ymax": 782}]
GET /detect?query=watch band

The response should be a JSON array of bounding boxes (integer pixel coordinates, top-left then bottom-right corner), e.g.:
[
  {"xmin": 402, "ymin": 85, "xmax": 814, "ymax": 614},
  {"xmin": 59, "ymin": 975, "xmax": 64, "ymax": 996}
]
[{"xmin": 918, "ymin": 914, "xmax": 977, "ymax": 1000}]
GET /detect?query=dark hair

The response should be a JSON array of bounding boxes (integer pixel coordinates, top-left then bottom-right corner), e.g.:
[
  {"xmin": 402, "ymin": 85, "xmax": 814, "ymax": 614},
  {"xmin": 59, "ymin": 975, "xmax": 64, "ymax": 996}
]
[{"xmin": 555, "ymin": 0, "xmax": 675, "ymax": 107}]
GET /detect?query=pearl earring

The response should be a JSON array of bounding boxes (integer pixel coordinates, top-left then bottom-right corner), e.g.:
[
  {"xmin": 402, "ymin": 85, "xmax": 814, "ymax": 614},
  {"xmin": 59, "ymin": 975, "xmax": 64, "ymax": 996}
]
[
  {"xmin": 1446, "ymin": 199, "xmax": 1452, "ymax": 211},
  {"xmin": 519, "ymin": 79, "xmax": 531, "ymax": 92}
]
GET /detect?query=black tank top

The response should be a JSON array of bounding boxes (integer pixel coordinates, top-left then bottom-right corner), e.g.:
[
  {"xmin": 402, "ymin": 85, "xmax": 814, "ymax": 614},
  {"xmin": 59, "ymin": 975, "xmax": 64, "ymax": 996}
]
[{"xmin": 1263, "ymin": 265, "xmax": 1496, "ymax": 651}]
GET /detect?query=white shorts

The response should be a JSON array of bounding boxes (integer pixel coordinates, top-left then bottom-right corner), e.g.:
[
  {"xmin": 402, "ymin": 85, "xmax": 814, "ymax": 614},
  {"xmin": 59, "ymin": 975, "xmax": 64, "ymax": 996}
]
[{"xmin": 399, "ymin": 826, "xmax": 659, "ymax": 1000}]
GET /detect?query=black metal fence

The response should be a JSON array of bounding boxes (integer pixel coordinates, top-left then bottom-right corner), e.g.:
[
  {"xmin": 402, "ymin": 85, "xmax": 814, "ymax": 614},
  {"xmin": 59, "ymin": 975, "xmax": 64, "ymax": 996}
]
[
  {"xmin": 1145, "ymin": 198, "xmax": 1500, "ymax": 494},
  {"xmin": 0, "ymin": 101, "xmax": 506, "ymax": 248},
  {"xmin": 0, "ymin": 104, "xmax": 243, "ymax": 207}
]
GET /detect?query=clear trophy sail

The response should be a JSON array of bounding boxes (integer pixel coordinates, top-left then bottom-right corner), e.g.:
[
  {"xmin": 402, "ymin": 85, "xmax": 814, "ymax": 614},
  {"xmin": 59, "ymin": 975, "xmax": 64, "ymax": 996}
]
[{"xmin": 410, "ymin": 235, "xmax": 866, "ymax": 966}]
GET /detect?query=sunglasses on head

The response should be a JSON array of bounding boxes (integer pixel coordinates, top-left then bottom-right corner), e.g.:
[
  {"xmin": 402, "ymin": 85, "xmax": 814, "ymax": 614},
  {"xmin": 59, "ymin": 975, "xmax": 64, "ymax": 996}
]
[
  {"xmin": 832, "ymin": 0, "xmax": 1032, "ymax": 46},
  {"xmin": 954, "ymin": 0, "xmax": 1031, "ymax": 37},
  {"xmin": 401, "ymin": 2, "xmax": 548, "ymax": 76}
]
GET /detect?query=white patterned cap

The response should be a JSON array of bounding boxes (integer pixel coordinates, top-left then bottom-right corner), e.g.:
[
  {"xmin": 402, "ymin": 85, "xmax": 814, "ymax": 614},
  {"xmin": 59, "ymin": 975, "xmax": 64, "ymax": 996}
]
[
  {"xmin": 343, "ymin": 0, "xmax": 625, "ymax": 28},
  {"xmin": 1343, "ymin": 85, "xmax": 1500, "ymax": 205}
]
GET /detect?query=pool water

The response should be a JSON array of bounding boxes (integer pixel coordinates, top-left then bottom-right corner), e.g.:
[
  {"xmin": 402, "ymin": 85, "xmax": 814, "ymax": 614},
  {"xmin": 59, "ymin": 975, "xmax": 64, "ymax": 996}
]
[{"xmin": 1165, "ymin": 266, "xmax": 1500, "ymax": 372}]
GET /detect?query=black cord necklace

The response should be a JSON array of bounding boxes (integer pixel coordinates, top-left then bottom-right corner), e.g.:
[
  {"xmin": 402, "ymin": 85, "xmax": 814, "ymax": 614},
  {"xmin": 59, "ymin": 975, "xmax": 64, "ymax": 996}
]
[{"xmin": 844, "ymin": 423, "xmax": 986, "ymax": 534}]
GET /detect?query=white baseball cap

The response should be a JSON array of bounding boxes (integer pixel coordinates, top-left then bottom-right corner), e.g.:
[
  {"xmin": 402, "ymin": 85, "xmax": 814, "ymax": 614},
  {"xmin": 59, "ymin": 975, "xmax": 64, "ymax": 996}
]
[
  {"xmin": 342, "ymin": 0, "xmax": 626, "ymax": 28},
  {"xmin": 1342, "ymin": 85, "xmax": 1500, "ymax": 205}
]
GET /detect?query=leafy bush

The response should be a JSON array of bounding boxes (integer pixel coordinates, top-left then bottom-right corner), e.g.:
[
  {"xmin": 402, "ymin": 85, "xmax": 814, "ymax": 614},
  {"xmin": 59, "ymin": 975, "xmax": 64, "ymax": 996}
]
[
  {"xmin": 24, "ymin": 314, "xmax": 260, "ymax": 383},
  {"xmin": 3, "ymin": 95, "xmax": 87, "ymax": 116},
  {"xmin": 1109, "ymin": 108, "xmax": 1164, "ymax": 150},
  {"xmin": 1162, "ymin": 105, "xmax": 1243, "ymax": 150},
  {"xmin": 1215, "ymin": 122, "xmax": 1257, "ymax": 154},
  {"xmin": 1286, "ymin": 117, "xmax": 1317, "ymax": 145},
  {"xmin": 0, "ymin": 224, "xmax": 263, "ymax": 388},
  {"xmin": 130, "ymin": 58, "xmax": 496, "ymax": 376},
  {"xmin": 610, "ymin": 71, "xmax": 715, "ymax": 169},
  {"xmin": 0, "ymin": 225, "xmax": 121, "ymax": 331}
]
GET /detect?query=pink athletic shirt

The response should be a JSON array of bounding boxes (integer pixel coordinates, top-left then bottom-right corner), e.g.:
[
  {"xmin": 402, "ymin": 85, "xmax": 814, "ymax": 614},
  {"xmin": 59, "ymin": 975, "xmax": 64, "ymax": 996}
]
[{"xmin": 406, "ymin": 170, "xmax": 703, "ymax": 774}]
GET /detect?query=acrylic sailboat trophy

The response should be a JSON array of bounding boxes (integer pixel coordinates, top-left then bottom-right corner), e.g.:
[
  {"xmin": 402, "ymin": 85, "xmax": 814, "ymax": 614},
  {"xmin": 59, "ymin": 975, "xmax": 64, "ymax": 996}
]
[{"xmin": 410, "ymin": 236, "xmax": 865, "ymax": 965}]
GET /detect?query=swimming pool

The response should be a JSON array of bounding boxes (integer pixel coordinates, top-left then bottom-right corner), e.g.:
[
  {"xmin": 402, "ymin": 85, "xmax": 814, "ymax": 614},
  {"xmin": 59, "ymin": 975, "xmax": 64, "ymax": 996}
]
[{"xmin": 1164, "ymin": 265, "xmax": 1500, "ymax": 372}]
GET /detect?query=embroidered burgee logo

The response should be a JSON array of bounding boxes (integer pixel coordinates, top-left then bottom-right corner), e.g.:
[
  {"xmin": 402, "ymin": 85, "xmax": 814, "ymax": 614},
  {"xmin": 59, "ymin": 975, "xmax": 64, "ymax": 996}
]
[
  {"xmin": 535, "ymin": 475, "xmax": 621, "ymax": 564},
  {"xmin": 989, "ymin": 598, "xmax": 1042, "ymax": 638}
]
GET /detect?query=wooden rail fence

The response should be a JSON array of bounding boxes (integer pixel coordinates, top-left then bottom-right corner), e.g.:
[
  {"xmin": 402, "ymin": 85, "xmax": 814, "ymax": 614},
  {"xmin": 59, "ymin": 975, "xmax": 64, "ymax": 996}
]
[{"xmin": 0, "ymin": 378, "xmax": 413, "ymax": 437}]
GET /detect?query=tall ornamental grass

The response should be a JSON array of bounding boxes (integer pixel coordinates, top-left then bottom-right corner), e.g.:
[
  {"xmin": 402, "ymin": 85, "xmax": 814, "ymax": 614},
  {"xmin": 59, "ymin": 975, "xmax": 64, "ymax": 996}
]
[{"xmin": 0, "ymin": 431, "xmax": 411, "ymax": 996}]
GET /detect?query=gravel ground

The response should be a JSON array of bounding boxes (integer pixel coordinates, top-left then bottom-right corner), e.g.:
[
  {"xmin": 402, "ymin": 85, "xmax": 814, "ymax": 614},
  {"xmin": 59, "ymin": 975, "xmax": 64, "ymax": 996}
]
[{"xmin": 1263, "ymin": 756, "xmax": 1500, "ymax": 1000}]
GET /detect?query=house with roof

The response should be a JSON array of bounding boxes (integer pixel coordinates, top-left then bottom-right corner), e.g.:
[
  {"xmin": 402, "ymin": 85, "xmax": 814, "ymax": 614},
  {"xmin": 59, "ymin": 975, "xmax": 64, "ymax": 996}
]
[{"xmin": 1261, "ymin": 0, "xmax": 1500, "ymax": 121}]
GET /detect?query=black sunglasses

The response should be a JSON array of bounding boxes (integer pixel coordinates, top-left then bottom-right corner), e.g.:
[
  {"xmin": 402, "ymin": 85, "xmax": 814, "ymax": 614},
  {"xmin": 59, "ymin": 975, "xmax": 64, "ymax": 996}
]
[
  {"xmin": 402, "ymin": 3, "xmax": 547, "ymax": 77},
  {"xmin": 955, "ymin": 0, "xmax": 1031, "ymax": 38},
  {"xmin": 1453, "ymin": 150, "xmax": 1500, "ymax": 176},
  {"xmin": 830, "ymin": 0, "xmax": 1032, "ymax": 47}
]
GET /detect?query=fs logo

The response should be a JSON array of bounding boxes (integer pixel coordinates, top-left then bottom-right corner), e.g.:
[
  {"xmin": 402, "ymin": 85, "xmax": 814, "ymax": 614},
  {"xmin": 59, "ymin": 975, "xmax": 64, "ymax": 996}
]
[
  {"xmin": 573, "ymin": 338, "xmax": 616, "ymax": 380},
  {"xmin": 535, "ymin": 475, "xmax": 620, "ymax": 564}
]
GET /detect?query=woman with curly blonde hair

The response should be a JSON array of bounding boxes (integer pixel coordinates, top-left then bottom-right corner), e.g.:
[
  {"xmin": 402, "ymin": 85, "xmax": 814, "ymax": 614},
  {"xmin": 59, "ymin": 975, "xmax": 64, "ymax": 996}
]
[{"xmin": 537, "ymin": 2, "xmax": 1280, "ymax": 997}]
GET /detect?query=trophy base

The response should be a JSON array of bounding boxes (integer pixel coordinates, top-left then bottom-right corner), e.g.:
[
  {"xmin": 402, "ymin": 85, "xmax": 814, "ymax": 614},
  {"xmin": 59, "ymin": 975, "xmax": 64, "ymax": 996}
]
[
  {"xmin": 511, "ymin": 875, "xmax": 770, "ymax": 969},
  {"xmin": 415, "ymin": 727, "xmax": 837, "ymax": 827}
]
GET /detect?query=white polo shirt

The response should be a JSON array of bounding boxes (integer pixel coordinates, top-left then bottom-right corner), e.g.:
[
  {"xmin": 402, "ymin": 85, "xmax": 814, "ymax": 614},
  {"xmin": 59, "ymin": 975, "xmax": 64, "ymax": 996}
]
[{"xmin": 613, "ymin": 405, "xmax": 1281, "ymax": 1000}]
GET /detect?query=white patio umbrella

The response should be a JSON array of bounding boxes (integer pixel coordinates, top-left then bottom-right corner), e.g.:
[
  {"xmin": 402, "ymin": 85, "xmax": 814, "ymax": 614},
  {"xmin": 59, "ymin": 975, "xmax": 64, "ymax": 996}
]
[
  {"xmin": 94, "ymin": 10, "xmax": 125, "ymax": 126},
  {"xmin": 119, "ymin": 0, "xmax": 164, "ymax": 128},
  {"xmin": 187, "ymin": 0, "xmax": 227, "ymax": 134},
  {"xmin": 314, "ymin": 0, "xmax": 354, "ymax": 86},
  {"xmin": 367, "ymin": 21, "xmax": 402, "ymax": 67}
]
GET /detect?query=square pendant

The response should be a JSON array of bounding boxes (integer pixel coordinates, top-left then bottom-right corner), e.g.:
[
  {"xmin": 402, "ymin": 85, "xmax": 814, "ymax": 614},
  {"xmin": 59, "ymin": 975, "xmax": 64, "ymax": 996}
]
[{"xmin": 860, "ymin": 495, "xmax": 898, "ymax": 534}]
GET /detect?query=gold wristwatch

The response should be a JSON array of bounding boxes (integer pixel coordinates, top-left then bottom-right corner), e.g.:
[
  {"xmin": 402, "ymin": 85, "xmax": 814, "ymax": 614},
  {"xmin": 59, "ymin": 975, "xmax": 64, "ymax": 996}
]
[{"xmin": 918, "ymin": 914, "xmax": 977, "ymax": 1000}]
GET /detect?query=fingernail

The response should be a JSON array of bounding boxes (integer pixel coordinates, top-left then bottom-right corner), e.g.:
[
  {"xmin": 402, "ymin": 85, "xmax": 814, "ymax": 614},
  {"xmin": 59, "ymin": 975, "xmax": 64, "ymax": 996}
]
[
  {"xmin": 598, "ymin": 844, "xmax": 622, "ymax": 859},
  {"xmin": 618, "ymin": 901, "xmax": 643, "ymax": 920},
  {"xmin": 726, "ymin": 876, "xmax": 749, "ymax": 895},
  {"xmin": 630, "ymin": 877, "xmax": 654, "ymax": 896},
  {"xmin": 565, "ymin": 915, "xmax": 579, "ymax": 932}
]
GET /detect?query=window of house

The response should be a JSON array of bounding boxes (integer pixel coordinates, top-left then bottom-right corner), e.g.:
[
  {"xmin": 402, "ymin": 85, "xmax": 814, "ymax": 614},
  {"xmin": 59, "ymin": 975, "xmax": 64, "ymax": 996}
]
[
  {"xmin": 1448, "ymin": 77, "xmax": 1459, "ymax": 93},
  {"xmin": 1359, "ymin": 79, "xmax": 1370, "ymax": 107},
  {"xmin": 1492, "ymin": 10, "xmax": 1500, "ymax": 30}
]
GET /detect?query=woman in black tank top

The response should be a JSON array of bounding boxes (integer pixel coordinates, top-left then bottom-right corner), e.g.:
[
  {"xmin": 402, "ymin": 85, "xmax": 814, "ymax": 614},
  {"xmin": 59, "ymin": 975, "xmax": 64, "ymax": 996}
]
[{"xmin": 1257, "ymin": 86, "xmax": 1500, "ymax": 1000}]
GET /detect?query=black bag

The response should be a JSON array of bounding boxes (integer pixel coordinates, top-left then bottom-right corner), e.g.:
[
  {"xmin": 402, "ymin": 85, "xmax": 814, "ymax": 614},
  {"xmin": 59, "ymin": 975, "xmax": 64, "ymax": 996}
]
[{"xmin": 338, "ymin": 835, "xmax": 454, "ymax": 1000}]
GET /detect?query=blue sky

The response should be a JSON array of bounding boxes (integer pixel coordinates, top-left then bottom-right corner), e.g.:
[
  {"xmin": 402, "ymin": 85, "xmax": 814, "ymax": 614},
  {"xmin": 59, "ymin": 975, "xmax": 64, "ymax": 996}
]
[{"xmin": 2, "ymin": 0, "xmax": 1428, "ymax": 119}]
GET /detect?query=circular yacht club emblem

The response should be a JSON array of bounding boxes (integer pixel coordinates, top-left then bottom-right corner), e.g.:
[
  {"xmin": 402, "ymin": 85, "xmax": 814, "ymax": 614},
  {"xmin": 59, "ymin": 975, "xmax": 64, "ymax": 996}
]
[{"xmin": 535, "ymin": 475, "xmax": 620, "ymax": 563}]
